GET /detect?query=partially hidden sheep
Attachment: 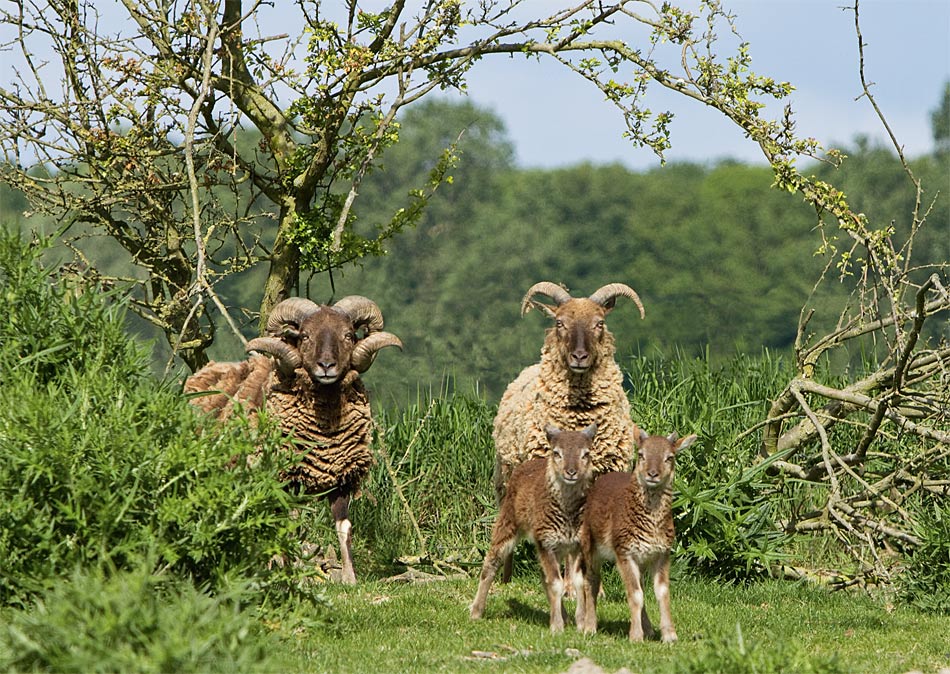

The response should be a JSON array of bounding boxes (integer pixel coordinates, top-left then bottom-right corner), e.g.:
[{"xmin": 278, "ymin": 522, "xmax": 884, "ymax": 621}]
[
  {"xmin": 471, "ymin": 424, "xmax": 596, "ymax": 632},
  {"xmin": 492, "ymin": 281, "xmax": 645, "ymax": 502},
  {"xmin": 184, "ymin": 296, "xmax": 402, "ymax": 584},
  {"xmin": 577, "ymin": 426, "xmax": 697, "ymax": 642}
]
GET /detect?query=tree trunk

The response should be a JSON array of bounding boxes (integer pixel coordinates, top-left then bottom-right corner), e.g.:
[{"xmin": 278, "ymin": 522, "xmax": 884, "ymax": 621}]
[{"xmin": 259, "ymin": 205, "xmax": 301, "ymax": 334}]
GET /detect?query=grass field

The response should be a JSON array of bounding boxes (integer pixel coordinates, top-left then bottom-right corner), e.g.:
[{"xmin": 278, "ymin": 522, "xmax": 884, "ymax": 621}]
[{"xmin": 285, "ymin": 574, "xmax": 950, "ymax": 673}]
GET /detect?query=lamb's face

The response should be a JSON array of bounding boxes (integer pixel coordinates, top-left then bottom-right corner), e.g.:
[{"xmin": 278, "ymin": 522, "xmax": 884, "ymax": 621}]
[
  {"xmin": 296, "ymin": 308, "xmax": 359, "ymax": 386},
  {"xmin": 551, "ymin": 300, "xmax": 610, "ymax": 373}
]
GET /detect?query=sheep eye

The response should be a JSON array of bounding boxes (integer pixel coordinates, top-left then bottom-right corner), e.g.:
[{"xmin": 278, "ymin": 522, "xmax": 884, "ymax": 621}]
[
  {"xmin": 555, "ymin": 319, "xmax": 565, "ymax": 329},
  {"xmin": 596, "ymin": 320, "xmax": 605, "ymax": 329}
]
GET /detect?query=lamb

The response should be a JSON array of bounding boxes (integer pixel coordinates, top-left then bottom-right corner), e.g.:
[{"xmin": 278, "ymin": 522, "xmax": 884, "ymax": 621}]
[
  {"xmin": 577, "ymin": 426, "xmax": 697, "ymax": 642},
  {"xmin": 492, "ymin": 281, "xmax": 645, "ymax": 581},
  {"xmin": 184, "ymin": 295, "xmax": 402, "ymax": 584},
  {"xmin": 470, "ymin": 423, "xmax": 596, "ymax": 632}
]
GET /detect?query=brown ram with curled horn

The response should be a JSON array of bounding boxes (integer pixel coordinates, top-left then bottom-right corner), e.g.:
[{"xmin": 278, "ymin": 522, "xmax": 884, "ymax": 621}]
[
  {"xmin": 184, "ymin": 295, "xmax": 402, "ymax": 584},
  {"xmin": 491, "ymin": 281, "xmax": 645, "ymax": 585}
]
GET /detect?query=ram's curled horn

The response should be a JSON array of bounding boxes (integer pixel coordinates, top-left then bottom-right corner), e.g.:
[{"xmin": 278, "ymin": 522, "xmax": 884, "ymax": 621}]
[
  {"xmin": 333, "ymin": 295, "xmax": 385, "ymax": 334},
  {"xmin": 588, "ymin": 283, "xmax": 646, "ymax": 319},
  {"xmin": 246, "ymin": 337, "xmax": 302, "ymax": 378},
  {"xmin": 351, "ymin": 331, "xmax": 404, "ymax": 373},
  {"xmin": 520, "ymin": 282, "xmax": 574, "ymax": 317},
  {"xmin": 266, "ymin": 297, "xmax": 321, "ymax": 337}
]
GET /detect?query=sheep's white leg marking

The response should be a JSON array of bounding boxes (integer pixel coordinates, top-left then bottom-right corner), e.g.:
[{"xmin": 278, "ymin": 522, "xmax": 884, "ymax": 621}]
[
  {"xmin": 568, "ymin": 554, "xmax": 586, "ymax": 629},
  {"xmin": 538, "ymin": 547, "xmax": 566, "ymax": 633},
  {"xmin": 330, "ymin": 491, "xmax": 356, "ymax": 585},
  {"xmin": 617, "ymin": 554, "xmax": 646, "ymax": 642},
  {"xmin": 654, "ymin": 552, "xmax": 677, "ymax": 642}
]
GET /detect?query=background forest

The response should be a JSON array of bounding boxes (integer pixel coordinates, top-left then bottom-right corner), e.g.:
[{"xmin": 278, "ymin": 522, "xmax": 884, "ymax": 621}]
[{"xmin": 4, "ymin": 97, "xmax": 946, "ymax": 403}]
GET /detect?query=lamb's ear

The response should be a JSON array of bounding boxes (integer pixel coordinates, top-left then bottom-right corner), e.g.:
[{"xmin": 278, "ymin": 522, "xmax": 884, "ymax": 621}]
[
  {"xmin": 545, "ymin": 425, "xmax": 561, "ymax": 444},
  {"xmin": 674, "ymin": 433, "xmax": 699, "ymax": 454},
  {"xmin": 582, "ymin": 423, "xmax": 598, "ymax": 441},
  {"xmin": 634, "ymin": 424, "xmax": 649, "ymax": 448}
]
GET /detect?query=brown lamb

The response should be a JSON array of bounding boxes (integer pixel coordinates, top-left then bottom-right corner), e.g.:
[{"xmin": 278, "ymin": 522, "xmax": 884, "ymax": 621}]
[
  {"xmin": 471, "ymin": 423, "xmax": 596, "ymax": 632},
  {"xmin": 578, "ymin": 425, "xmax": 697, "ymax": 642}
]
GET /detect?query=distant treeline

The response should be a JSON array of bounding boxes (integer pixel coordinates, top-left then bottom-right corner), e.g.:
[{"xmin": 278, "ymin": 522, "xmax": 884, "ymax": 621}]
[{"xmin": 1, "ymin": 100, "xmax": 947, "ymax": 402}]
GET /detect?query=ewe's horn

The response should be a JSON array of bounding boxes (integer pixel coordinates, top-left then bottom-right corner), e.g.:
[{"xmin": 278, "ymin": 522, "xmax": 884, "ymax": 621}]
[
  {"xmin": 333, "ymin": 295, "xmax": 385, "ymax": 334},
  {"xmin": 351, "ymin": 332, "xmax": 403, "ymax": 373},
  {"xmin": 520, "ymin": 282, "xmax": 573, "ymax": 317},
  {"xmin": 266, "ymin": 297, "xmax": 321, "ymax": 337},
  {"xmin": 588, "ymin": 283, "xmax": 646, "ymax": 319},
  {"xmin": 246, "ymin": 337, "xmax": 302, "ymax": 378}
]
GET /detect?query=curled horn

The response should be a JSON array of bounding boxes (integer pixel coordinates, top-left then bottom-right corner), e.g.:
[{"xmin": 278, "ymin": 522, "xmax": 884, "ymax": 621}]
[
  {"xmin": 351, "ymin": 331, "xmax": 404, "ymax": 373},
  {"xmin": 333, "ymin": 295, "xmax": 385, "ymax": 334},
  {"xmin": 246, "ymin": 337, "xmax": 301, "ymax": 378},
  {"xmin": 266, "ymin": 297, "xmax": 321, "ymax": 337},
  {"xmin": 520, "ymin": 281, "xmax": 574, "ymax": 317},
  {"xmin": 587, "ymin": 283, "xmax": 646, "ymax": 319}
]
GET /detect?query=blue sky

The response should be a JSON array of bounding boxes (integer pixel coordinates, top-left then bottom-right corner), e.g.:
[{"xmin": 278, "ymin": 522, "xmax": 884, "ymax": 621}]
[{"xmin": 451, "ymin": 0, "xmax": 950, "ymax": 169}]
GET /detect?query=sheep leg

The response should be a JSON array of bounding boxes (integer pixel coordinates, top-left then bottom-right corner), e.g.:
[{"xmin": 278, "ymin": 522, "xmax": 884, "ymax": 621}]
[
  {"xmin": 329, "ymin": 490, "xmax": 356, "ymax": 584},
  {"xmin": 501, "ymin": 551, "xmax": 514, "ymax": 584},
  {"xmin": 617, "ymin": 554, "xmax": 647, "ymax": 642},
  {"xmin": 537, "ymin": 547, "xmax": 566, "ymax": 633},
  {"xmin": 653, "ymin": 552, "xmax": 677, "ymax": 642},
  {"xmin": 567, "ymin": 552, "xmax": 586, "ymax": 629},
  {"xmin": 580, "ymin": 556, "xmax": 602, "ymax": 634},
  {"xmin": 471, "ymin": 516, "xmax": 517, "ymax": 620}
]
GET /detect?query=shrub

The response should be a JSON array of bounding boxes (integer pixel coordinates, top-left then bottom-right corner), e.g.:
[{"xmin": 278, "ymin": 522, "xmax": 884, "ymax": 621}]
[
  {"xmin": 0, "ymin": 227, "xmax": 312, "ymax": 606},
  {"xmin": 898, "ymin": 497, "xmax": 950, "ymax": 613},
  {"xmin": 0, "ymin": 566, "xmax": 295, "ymax": 673}
]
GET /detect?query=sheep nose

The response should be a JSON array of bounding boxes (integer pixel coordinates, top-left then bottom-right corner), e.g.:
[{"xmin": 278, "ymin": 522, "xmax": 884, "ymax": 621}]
[
  {"xmin": 318, "ymin": 361, "xmax": 336, "ymax": 372},
  {"xmin": 571, "ymin": 350, "xmax": 589, "ymax": 364}
]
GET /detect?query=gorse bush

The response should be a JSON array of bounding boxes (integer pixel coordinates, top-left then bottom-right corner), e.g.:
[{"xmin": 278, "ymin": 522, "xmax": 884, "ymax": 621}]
[{"xmin": 0, "ymin": 228, "xmax": 312, "ymax": 607}]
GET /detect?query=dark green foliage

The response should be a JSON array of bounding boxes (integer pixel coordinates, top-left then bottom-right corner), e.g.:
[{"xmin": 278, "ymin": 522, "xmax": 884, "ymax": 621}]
[
  {"xmin": 627, "ymin": 351, "xmax": 793, "ymax": 579},
  {"xmin": 352, "ymin": 389, "xmax": 496, "ymax": 575},
  {"xmin": 0, "ymin": 567, "xmax": 293, "ymax": 673},
  {"xmin": 0, "ymin": 228, "xmax": 311, "ymax": 607},
  {"xmin": 899, "ymin": 498, "xmax": 950, "ymax": 613}
]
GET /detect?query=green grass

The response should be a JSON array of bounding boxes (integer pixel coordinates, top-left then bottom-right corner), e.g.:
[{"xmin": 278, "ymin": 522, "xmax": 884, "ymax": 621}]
[{"xmin": 284, "ymin": 575, "xmax": 950, "ymax": 673}]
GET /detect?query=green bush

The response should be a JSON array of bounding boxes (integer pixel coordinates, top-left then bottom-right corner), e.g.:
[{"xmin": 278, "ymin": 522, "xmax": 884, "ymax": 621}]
[
  {"xmin": 899, "ymin": 498, "xmax": 950, "ymax": 613},
  {"xmin": 626, "ymin": 351, "xmax": 792, "ymax": 579},
  {"xmin": 0, "ymin": 566, "xmax": 294, "ymax": 673},
  {"xmin": 0, "ymin": 228, "xmax": 311, "ymax": 606}
]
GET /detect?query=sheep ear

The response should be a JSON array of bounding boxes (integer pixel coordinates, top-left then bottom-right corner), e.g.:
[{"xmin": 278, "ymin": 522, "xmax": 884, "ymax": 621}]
[
  {"xmin": 582, "ymin": 423, "xmax": 598, "ymax": 440},
  {"xmin": 634, "ymin": 425, "xmax": 649, "ymax": 447},
  {"xmin": 545, "ymin": 425, "xmax": 561, "ymax": 443},
  {"xmin": 666, "ymin": 432, "xmax": 679, "ymax": 444},
  {"xmin": 674, "ymin": 434, "xmax": 699, "ymax": 453}
]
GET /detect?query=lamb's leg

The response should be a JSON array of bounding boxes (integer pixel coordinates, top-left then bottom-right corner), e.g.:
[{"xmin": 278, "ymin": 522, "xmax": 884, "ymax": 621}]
[
  {"xmin": 537, "ymin": 547, "xmax": 566, "ymax": 633},
  {"xmin": 568, "ymin": 552, "xmax": 586, "ymax": 629},
  {"xmin": 329, "ymin": 491, "xmax": 356, "ymax": 584},
  {"xmin": 471, "ymin": 516, "xmax": 517, "ymax": 620},
  {"xmin": 653, "ymin": 553, "xmax": 677, "ymax": 642},
  {"xmin": 617, "ymin": 554, "xmax": 647, "ymax": 642},
  {"xmin": 580, "ymin": 556, "xmax": 602, "ymax": 634}
]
